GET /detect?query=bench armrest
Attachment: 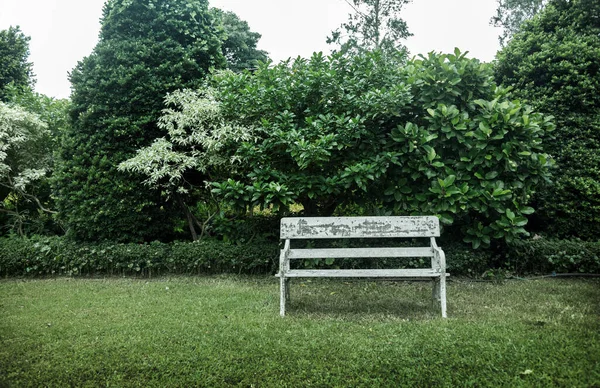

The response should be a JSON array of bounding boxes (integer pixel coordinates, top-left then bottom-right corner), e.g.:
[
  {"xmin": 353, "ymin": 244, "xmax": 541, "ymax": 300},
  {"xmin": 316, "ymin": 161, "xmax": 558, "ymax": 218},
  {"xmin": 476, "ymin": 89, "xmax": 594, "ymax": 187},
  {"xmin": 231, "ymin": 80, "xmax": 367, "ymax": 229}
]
[
  {"xmin": 430, "ymin": 237, "xmax": 446, "ymax": 272},
  {"xmin": 279, "ymin": 239, "xmax": 291, "ymax": 276}
]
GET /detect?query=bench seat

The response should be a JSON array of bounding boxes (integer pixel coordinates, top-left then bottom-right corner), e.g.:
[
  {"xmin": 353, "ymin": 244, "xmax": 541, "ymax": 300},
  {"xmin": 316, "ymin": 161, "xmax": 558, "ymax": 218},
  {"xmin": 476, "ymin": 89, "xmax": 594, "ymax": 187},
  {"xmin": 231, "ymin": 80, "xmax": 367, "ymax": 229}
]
[{"xmin": 281, "ymin": 269, "xmax": 448, "ymax": 278}]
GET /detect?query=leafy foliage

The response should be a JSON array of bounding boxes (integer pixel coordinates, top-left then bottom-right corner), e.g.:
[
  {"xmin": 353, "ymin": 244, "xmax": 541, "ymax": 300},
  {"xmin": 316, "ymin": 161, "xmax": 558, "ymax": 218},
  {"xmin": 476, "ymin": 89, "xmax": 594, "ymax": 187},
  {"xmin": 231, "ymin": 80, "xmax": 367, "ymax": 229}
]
[
  {"xmin": 126, "ymin": 50, "xmax": 553, "ymax": 247},
  {"xmin": 210, "ymin": 51, "xmax": 411, "ymax": 216},
  {"xmin": 0, "ymin": 26, "xmax": 34, "ymax": 101},
  {"xmin": 204, "ymin": 50, "xmax": 554, "ymax": 248},
  {"xmin": 4, "ymin": 85, "xmax": 71, "ymax": 139},
  {"xmin": 54, "ymin": 0, "xmax": 269, "ymax": 242},
  {"xmin": 490, "ymin": 0, "xmax": 548, "ymax": 45},
  {"xmin": 53, "ymin": 0, "xmax": 227, "ymax": 242},
  {"xmin": 328, "ymin": 0, "xmax": 412, "ymax": 55},
  {"xmin": 118, "ymin": 89, "xmax": 252, "ymax": 195},
  {"xmin": 389, "ymin": 51, "xmax": 555, "ymax": 247},
  {"xmin": 212, "ymin": 8, "xmax": 270, "ymax": 72},
  {"xmin": 1, "ymin": 233, "xmax": 598, "ymax": 279},
  {"xmin": 118, "ymin": 89, "xmax": 254, "ymax": 240},
  {"xmin": 0, "ymin": 27, "xmax": 67, "ymax": 236},
  {"xmin": 0, "ymin": 102, "xmax": 56, "ymax": 235},
  {"xmin": 495, "ymin": 0, "xmax": 600, "ymax": 239},
  {"xmin": 504, "ymin": 238, "xmax": 600, "ymax": 274},
  {"xmin": 0, "ymin": 236, "xmax": 277, "ymax": 277}
]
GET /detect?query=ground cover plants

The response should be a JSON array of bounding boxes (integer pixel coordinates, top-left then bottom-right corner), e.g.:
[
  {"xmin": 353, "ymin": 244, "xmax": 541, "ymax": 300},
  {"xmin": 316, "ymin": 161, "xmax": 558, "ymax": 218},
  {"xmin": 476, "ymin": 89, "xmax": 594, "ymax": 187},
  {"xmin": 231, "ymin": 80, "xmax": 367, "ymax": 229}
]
[{"xmin": 1, "ymin": 276, "xmax": 598, "ymax": 387}]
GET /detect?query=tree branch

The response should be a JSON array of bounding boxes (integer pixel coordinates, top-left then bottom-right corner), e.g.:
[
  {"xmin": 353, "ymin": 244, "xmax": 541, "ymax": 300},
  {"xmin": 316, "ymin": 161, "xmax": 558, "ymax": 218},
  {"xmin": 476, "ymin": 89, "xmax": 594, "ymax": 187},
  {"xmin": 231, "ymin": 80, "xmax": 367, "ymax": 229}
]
[
  {"xmin": 24, "ymin": 192, "xmax": 58, "ymax": 214},
  {"xmin": 0, "ymin": 207, "xmax": 20, "ymax": 216},
  {"xmin": 0, "ymin": 179, "xmax": 58, "ymax": 214},
  {"xmin": 342, "ymin": 0, "xmax": 367, "ymax": 19}
]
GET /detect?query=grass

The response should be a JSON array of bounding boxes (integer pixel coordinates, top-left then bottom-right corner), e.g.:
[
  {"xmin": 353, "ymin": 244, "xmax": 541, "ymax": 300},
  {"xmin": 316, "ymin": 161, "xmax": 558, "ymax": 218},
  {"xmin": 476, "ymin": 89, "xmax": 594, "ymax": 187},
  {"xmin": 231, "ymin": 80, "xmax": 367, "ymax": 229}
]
[{"xmin": 0, "ymin": 276, "xmax": 598, "ymax": 387}]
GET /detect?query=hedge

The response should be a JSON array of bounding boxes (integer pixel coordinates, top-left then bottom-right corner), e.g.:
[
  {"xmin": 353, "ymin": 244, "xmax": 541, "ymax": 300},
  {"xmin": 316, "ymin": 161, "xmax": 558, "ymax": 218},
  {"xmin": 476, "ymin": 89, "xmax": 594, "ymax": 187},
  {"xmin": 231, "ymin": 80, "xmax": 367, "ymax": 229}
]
[
  {"xmin": 0, "ymin": 236, "xmax": 279, "ymax": 277},
  {"xmin": 0, "ymin": 236, "xmax": 598, "ymax": 278},
  {"xmin": 503, "ymin": 238, "xmax": 600, "ymax": 275}
]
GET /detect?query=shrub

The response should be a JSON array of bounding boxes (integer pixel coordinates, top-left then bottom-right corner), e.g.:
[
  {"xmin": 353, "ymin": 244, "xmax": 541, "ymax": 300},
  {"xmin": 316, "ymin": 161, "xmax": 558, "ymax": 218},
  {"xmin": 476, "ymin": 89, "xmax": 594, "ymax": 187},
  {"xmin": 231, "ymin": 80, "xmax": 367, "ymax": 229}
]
[
  {"xmin": 208, "ymin": 213, "xmax": 280, "ymax": 244},
  {"xmin": 495, "ymin": 0, "xmax": 600, "ymax": 239},
  {"xmin": 442, "ymin": 242, "xmax": 494, "ymax": 277},
  {"xmin": 503, "ymin": 238, "xmax": 600, "ymax": 274},
  {"xmin": 0, "ymin": 236, "xmax": 278, "ymax": 277},
  {"xmin": 0, "ymin": 235, "xmax": 489, "ymax": 277},
  {"xmin": 205, "ymin": 50, "xmax": 554, "ymax": 249}
]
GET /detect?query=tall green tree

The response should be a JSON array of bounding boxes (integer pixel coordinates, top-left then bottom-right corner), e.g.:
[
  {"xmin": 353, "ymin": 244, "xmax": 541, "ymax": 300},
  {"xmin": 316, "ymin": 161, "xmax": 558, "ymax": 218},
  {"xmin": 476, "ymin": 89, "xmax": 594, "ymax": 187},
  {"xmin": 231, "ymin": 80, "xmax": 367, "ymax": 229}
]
[
  {"xmin": 54, "ymin": 0, "xmax": 227, "ymax": 242},
  {"xmin": 495, "ymin": 0, "xmax": 600, "ymax": 239},
  {"xmin": 328, "ymin": 0, "xmax": 412, "ymax": 55},
  {"xmin": 212, "ymin": 9, "xmax": 269, "ymax": 72},
  {"xmin": 491, "ymin": 0, "xmax": 548, "ymax": 45},
  {"xmin": 0, "ymin": 26, "xmax": 34, "ymax": 102}
]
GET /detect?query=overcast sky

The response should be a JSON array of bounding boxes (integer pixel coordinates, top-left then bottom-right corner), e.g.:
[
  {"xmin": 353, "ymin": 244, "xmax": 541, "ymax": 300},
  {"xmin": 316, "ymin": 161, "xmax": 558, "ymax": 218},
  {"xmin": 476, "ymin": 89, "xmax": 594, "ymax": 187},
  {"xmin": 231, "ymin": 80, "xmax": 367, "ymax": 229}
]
[{"xmin": 0, "ymin": 0, "xmax": 502, "ymax": 99}]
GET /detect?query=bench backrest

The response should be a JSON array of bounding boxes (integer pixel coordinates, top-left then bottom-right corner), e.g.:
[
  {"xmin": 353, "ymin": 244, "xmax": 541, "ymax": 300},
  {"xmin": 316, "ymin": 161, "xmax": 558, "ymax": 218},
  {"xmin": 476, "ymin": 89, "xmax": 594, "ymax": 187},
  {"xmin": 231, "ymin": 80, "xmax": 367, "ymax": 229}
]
[{"xmin": 280, "ymin": 216, "xmax": 440, "ymax": 239}]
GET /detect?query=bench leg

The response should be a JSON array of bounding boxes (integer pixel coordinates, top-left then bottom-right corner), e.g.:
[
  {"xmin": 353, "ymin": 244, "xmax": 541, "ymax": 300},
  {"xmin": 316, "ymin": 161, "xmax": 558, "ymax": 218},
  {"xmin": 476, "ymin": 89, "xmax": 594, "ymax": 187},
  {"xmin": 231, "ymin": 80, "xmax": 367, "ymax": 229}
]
[
  {"xmin": 285, "ymin": 278, "xmax": 291, "ymax": 303},
  {"xmin": 440, "ymin": 274, "xmax": 447, "ymax": 318},
  {"xmin": 432, "ymin": 279, "xmax": 440, "ymax": 302},
  {"xmin": 280, "ymin": 275, "xmax": 287, "ymax": 317}
]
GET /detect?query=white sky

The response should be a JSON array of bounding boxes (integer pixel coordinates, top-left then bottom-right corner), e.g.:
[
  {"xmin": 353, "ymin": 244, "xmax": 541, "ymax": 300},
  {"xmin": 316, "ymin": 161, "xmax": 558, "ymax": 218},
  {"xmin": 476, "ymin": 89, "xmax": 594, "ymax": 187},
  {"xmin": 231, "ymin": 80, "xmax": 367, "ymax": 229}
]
[{"xmin": 0, "ymin": 0, "xmax": 502, "ymax": 99}]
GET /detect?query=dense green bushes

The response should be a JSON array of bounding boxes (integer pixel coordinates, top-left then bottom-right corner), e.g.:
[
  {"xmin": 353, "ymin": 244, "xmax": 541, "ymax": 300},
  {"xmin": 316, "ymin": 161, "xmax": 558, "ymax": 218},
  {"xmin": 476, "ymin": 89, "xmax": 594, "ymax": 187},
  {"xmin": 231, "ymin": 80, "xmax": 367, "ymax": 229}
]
[
  {"xmin": 1, "ymin": 234, "xmax": 598, "ymax": 278},
  {"xmin": 503, "ymin": 238, "xmax": 600, "ymax": 274},
  {"xmin": 214, "ymin": 50, "xmax": 554, "ymax": 250},
  {"xmin": 125, "ymin": 50, "xmax": 555, "ymax": 248},
  {"xmin": 495, "ymin": 0, "xmax": 600, "ymax": 239},
  {"xmin": 53, "ymin": 0, "xmax": 269, "ymax": 243},
  {"xmin": 54, "ymin": 0, "xmax": 226, "ymax": 243},
  {"xmin": 0, "ymin": 236, "xmax": 278, "ymax": 277}
]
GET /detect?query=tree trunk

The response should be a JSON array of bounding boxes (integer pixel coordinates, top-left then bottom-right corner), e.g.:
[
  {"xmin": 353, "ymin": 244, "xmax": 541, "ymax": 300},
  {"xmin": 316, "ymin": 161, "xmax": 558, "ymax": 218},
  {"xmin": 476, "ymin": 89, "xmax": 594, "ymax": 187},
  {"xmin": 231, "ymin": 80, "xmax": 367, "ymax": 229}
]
[{"xmin": 178, "ymin": 195, "xmax": 198, "ymax": 241}]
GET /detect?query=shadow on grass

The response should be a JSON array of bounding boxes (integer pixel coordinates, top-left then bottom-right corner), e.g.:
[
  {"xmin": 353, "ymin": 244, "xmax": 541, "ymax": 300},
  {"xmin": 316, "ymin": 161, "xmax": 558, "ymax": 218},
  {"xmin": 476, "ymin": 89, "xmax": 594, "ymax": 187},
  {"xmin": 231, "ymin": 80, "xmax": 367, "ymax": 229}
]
[{"xmin": 285, "ymin": 279, "xmax": 441, "ymax": 320}]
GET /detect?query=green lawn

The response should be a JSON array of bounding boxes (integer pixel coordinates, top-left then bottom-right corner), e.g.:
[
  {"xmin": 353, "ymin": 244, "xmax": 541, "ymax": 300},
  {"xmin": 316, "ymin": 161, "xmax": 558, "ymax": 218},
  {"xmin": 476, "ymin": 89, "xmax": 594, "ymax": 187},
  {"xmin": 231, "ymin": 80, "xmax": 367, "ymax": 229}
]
[{"xmin": 1, "ymin": 276, "xmax": 598, "ymax": 387}]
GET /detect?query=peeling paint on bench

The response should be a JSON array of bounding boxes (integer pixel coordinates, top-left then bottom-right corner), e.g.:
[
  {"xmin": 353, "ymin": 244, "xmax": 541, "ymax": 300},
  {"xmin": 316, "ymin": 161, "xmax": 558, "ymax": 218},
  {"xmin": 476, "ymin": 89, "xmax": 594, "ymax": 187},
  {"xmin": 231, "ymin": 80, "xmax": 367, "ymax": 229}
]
[
  {"xmin": 280, "ymin": 216, "xmax": 440, "ymax": 239},
  {"xmin": 278, "ymin": 216, "xmax": 448, "ymax": 318}
]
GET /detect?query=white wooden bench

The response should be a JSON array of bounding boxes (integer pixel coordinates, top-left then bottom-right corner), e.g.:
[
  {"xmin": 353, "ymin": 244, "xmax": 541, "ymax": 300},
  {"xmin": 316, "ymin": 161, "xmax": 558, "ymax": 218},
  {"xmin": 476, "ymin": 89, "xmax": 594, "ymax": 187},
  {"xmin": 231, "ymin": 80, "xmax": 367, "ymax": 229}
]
[{"xmin": 278, "ymin": 216, "xmax": 448, "ymax": 317}]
